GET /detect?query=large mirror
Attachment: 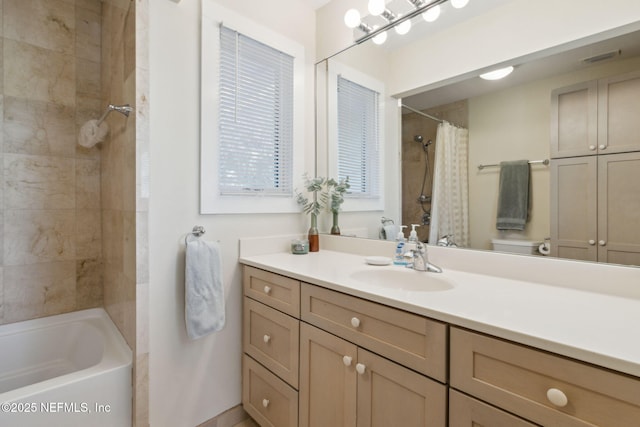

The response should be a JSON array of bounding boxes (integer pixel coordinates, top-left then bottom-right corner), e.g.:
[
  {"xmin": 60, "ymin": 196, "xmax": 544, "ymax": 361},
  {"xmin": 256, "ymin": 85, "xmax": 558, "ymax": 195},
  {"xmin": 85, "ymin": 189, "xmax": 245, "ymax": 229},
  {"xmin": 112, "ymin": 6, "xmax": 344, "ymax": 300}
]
[{"xmin": 315, "ymin": 0, "xmax": 640, "ymax": 267}]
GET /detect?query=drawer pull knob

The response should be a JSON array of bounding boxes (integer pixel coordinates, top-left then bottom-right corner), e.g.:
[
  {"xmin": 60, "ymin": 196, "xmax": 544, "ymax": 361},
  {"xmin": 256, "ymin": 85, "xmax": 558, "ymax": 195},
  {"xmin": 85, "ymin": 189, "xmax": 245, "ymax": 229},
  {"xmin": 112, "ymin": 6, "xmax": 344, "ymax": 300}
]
[
  {"xmin": 546, "ymin": 388, "xmax": 568, "ymax": 407},
  {"xmin": 589, "ymin": 145, "xmax": 596, "ymax": 151},
  {"xmin": 263, "ymin": 334, "xmax": 271, "ymax": 344},
  {"xmin": 351, "ymin": 317, "xmax": 361, "ymax": 328},
  {"xmin": 264, "ymin": 285, "xmax": 271, "ymax": 295},
  {"xmin": 599, "ymin": 144, "xmax": 606, "ymax": 150},
  {"xmin": 599, "ymin": 240, "xmax": 606, "ymax": 246},
  {"xmin": 262, "ymin": 399, "xmax": 270, "ymax": 408},
  {"xmin": 342, "ymin": 356, "xmax": 353, "ymax": 367},
  {"xmin": 356, "ymin": 363, "xmax": 366, "ymax": 375},
  {"xmin": 588, "ymin": 239, "xmax": 596, "ymax": 245}
]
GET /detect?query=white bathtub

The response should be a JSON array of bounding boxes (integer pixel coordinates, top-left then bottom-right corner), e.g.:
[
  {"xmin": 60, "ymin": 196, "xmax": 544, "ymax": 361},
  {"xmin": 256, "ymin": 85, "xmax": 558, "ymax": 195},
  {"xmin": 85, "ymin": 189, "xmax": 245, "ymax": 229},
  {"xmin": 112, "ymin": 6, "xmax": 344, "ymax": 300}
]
[{"xmin": 0, "ymin": 308, "xmax": 132, "ymax": 427}]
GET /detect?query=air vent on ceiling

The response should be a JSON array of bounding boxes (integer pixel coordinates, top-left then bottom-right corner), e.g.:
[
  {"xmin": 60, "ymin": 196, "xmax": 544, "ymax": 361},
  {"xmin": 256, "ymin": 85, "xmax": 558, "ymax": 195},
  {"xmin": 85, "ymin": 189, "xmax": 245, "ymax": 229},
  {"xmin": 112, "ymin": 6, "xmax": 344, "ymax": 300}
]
[{"xmin": 582, "ymin": 49, "xmax": 621, "ymax": 64}]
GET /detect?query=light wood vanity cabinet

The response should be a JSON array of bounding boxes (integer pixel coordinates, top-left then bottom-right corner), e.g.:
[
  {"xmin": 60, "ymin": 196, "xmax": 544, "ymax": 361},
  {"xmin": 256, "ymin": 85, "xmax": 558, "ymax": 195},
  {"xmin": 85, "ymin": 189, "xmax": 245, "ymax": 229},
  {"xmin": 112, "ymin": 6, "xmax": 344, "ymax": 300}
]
[
  {"xmin": 243, "ymin": 267, "xmax": 301, "ymax": 427},
  {"xmin": 242, "ymin": 265, "xmax": 640, "ymax": 427},
  {"xmin": 299, "ymin": 287, "xmax": 447, "ymax": 427},
  {"xmin": 450, "ymin": 327, "xmax": 640, "ymax": 427}
]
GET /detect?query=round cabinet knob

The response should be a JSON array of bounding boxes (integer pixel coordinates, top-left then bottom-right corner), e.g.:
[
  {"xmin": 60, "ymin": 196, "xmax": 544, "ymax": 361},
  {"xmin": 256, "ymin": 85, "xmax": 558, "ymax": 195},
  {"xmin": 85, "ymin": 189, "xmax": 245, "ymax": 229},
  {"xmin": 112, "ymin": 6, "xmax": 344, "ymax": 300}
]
[
  {"xmin": 546, "ymin": 388, "xmax": 568, "ymax": 407},
  {"xmin": 263, "ymin": 334, "xmax": 271, "ymax": 344},
  {"xmin": 262, "ymin": 399, "xmax": 270, "ymax": 408},
  {"xmin": 350, "ymin": 317, "xmax": 361, "ymax": 328},
  {"xmin": 355, "ymin": 363, "xmax": 366, "ymax": 375},
  {"xmin": 588, "ymin": 240, "xmax": 596, "ymax": 245},
  {"xmin": 263, "ymin": 285, "xmax": 271, "ymax": 295},
  {"xmin": 599, "ymin": 240, "xmax": 606, "ymax": 246},
  {"xmin": 589, "ymin": 145, "xmax": 596, "ymax": 151},
  {"xmin": 599, "ymin": 144, "xmax": 606, "ymax": 150},
  {"xmin": 342, "ymin": 356, "xmax": 353, "ymax": 367}
]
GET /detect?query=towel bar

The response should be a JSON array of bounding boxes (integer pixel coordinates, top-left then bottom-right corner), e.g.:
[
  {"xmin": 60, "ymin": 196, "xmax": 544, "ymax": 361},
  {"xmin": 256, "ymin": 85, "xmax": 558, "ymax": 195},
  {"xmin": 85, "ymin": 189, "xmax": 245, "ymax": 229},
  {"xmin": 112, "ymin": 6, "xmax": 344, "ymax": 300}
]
[
  {"xmin": 185, "ymin": 225, "xmax": 206, "ymax": 245},
  {"xmin": 478, "ymin": 159, "xmax": 549, "ymax": 170}
]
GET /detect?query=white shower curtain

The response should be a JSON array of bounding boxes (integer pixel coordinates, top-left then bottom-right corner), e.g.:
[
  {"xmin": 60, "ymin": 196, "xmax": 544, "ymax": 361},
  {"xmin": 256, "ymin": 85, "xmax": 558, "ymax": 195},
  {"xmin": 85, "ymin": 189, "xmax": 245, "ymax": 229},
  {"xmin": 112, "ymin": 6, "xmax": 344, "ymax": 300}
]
[{"xmin": 428, "ymin": 121, "xmax": 470, "ymax": 247}]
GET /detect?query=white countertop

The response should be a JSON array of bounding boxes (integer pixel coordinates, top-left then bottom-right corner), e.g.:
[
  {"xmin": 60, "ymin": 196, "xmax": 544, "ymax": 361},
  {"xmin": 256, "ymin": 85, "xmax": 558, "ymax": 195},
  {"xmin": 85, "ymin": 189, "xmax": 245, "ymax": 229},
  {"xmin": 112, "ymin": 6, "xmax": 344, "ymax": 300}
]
[{"xmin": 240, "ymin": 248, "xmax": 640, "ymax": 378}]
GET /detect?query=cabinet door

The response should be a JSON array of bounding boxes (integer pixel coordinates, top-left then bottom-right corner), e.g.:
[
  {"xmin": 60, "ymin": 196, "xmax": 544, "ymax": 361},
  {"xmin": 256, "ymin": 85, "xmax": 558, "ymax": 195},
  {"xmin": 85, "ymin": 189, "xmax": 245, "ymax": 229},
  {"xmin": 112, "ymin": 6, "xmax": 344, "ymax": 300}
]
[
  {"xmin": 550, "ymin": 157, "xmax": 598, "ymax": 261},
  {"xmin": 597, "ymin": 152, "xmax": 640, "ymax": 266},
  {"xmin": 550, "ymin": 80, "xmax": 598, "ymax": 158},
  {"xmin": 598, "ymin": 71, "xmax": 640, "ymax": 154},
  {"xmin": 299, "ymin": 323, "xmax": 357, "ymax": 427},
  {"xmin": 356, "ymin": 348, "xmax": 446, "ymax": 427}
]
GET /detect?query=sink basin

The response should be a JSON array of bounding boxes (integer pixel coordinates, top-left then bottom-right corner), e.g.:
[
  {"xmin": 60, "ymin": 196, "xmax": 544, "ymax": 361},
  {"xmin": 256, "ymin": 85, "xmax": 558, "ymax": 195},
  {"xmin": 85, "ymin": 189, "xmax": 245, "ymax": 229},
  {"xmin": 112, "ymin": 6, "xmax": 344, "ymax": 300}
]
[{"xmin": 349, "ymin": 268, "xmax": 454, "ymax": 292}]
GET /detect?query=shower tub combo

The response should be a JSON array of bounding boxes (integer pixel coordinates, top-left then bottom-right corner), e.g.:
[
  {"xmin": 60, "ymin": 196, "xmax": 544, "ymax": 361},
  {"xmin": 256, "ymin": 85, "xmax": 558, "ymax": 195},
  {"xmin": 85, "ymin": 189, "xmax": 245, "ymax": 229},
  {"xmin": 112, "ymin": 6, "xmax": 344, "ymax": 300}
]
[{"xmin": 0, "ymin": 308, "xmax": 132, "ymax": 426}]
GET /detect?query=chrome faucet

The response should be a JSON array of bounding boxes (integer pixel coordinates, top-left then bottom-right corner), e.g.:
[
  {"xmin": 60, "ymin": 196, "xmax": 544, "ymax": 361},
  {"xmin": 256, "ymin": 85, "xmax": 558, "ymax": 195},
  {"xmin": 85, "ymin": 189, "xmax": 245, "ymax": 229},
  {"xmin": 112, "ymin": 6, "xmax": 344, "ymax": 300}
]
[{"xmin": 406, "ymin": 241, "xmax": 443, "ymax": 273}]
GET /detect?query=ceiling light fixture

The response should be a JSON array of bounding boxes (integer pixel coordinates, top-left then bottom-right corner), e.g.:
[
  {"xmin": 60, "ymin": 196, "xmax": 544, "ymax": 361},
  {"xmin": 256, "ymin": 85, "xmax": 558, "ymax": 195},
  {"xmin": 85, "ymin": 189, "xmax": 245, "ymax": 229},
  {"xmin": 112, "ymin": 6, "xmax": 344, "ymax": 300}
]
[
  {"xmin": 479, "ymin": 66, "xmax": 514, "ymax": 80},
  {"xmin": 345, "ymin": 0, "xmax": 468, "ymax": 45}
]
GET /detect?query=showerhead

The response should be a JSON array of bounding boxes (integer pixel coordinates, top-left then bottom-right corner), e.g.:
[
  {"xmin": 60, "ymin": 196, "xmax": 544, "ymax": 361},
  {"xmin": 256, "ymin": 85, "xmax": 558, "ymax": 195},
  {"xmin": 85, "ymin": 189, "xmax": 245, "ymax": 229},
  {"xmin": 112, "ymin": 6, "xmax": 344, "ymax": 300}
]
[{"xmin": 414, "ymin": 135, "xmax": 432, "ymax": 150}]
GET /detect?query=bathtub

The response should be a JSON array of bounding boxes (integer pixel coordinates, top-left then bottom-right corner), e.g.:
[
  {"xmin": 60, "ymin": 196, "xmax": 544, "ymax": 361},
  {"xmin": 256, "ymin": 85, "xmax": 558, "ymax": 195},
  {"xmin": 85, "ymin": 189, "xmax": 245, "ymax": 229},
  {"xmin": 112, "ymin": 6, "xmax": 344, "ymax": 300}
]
[{"xmin": 0, "ymin": 308, "xmax": 132, "ymax": 427}]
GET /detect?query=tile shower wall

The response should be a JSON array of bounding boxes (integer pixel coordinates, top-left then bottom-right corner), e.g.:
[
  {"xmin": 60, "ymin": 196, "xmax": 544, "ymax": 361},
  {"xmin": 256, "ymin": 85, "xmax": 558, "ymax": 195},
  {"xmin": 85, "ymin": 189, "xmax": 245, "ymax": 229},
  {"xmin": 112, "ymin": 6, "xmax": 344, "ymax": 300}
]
[{"xmin": 1, "ymin": 0, "xmax": 104, "ymax": 325}]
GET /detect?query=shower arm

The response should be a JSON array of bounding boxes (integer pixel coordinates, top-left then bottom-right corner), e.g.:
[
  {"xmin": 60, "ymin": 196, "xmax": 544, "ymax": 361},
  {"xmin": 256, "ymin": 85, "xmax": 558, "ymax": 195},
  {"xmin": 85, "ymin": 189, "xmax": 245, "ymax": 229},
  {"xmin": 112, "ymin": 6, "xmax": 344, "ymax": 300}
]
[{"xmin": 97, "ymin": 104, "xmax": 134, "ymax": 126}]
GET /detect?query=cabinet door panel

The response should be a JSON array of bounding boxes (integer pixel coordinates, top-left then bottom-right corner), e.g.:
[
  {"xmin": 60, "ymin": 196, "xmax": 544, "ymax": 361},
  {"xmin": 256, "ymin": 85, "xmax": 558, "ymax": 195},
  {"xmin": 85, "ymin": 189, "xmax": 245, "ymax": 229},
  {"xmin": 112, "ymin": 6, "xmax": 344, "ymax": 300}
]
[
  {"xmin": 597, "ymin": 151, "xmax": 640, "ymax": 265},
  {"xmin": 598, "ymin": 71, "xmax": 640, "ymax": 154},
  {"xmin": 299, "ymin": 323, "xmax": 357, "ymax": 427},
  {"xmin": 550, "ymin": 80, "xmax": 597, "ymax": 158},
  {"xmin": 550, "ymin": 157, "xmax": 597, "ymax": 261},
  {"xmin": 356, "ymin": 348, "xmax": 446, "ymax": 427}
]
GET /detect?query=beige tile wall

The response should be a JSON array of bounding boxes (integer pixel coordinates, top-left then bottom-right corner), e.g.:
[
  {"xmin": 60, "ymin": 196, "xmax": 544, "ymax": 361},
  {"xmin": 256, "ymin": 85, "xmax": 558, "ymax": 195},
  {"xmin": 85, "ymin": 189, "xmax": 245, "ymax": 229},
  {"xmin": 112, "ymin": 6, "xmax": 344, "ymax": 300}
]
[{"xmin": 1, "ymin": 0, "xmax": 104, "ymax": 325}]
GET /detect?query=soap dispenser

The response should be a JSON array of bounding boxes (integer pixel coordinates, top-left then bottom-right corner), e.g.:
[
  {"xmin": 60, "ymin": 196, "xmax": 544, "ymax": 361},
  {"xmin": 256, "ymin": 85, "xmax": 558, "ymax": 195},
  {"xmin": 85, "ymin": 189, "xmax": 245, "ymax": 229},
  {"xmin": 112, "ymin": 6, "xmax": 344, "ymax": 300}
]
[
  {"xmin": 408, "ymin": 224, "xmax": 420, "ymax": 242},
  {"xmin": 393, "ymin": 225, "xmax": 408, "ymax": 265}
]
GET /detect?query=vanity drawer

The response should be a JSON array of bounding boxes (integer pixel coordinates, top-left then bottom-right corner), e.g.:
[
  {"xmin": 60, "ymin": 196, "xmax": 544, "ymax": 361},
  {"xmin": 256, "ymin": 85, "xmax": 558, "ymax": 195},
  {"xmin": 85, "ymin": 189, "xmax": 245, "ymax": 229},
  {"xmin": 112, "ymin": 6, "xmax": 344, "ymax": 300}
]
[
  {"xmin": 301, "ymin": 283, "xmax": 447, "ymax": 382},
  {"xmin": 450, "ymin": 327, "xmax": 640, "ymax": 427},
  {"xmin": 244, "ymin": 266, "xmax": 300, "ymax": 317},
  {"xmin": 243, "ymin": 354, "xmax": 298, "ymax": 427},
  {"xmin": 449, "ymin": 390, "xmax": 537, "ymax": 427},
  {"xmin": 243, "ymin": 297, "xmax": 299, "ymax": 388}
]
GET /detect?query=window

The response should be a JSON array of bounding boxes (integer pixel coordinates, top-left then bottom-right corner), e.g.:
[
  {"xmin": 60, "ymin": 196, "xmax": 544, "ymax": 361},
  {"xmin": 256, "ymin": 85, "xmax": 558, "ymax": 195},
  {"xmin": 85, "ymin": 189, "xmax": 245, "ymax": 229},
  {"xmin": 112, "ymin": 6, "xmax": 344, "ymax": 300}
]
[
  {"xmin": 218, "ymin": 26, "xmax": 294, "ymax": 196},
  {"xmin": 201, "ymin": 2, "xmax": 305, "ymax": 214},
  {"xmin": 327, "ymin": 61, "xmax": 384, "ymax": 211},
  {"xmin": 337, "ymin": 75, "xmax": 380, "ymax": 199}
]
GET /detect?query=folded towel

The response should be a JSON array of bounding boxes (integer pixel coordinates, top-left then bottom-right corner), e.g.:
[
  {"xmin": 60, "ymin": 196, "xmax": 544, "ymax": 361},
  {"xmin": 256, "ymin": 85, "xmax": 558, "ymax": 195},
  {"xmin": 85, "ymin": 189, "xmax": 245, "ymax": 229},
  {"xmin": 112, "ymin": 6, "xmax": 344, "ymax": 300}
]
[
  {"xmin": 185, "ymin": 240, "xmax": 225, "ymax": 339},
  {"xmin": 496, "ymin": 160, "xmax": 530, "ymax": 231}
]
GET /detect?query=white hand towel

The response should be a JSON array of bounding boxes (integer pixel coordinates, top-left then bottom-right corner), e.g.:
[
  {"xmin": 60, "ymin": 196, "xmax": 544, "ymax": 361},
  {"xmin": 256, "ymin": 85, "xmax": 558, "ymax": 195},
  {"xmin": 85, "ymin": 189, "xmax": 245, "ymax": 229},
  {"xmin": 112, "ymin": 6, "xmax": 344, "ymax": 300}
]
[{"xmin": 185, "ymin": 240, "xmax": 225, "ymax": 339}]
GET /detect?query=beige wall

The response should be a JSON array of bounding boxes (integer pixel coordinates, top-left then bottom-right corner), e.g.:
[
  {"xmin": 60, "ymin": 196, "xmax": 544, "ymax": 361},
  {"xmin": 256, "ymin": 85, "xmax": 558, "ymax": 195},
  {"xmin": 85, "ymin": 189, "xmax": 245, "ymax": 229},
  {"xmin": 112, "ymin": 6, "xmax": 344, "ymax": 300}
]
[
  {"xmin": 0, "ymin": 0, "xmax": 104, "ymax": 325},
  {"xmin": 149, "ymin": 0, "xmax": 315, "ymax": 425}
]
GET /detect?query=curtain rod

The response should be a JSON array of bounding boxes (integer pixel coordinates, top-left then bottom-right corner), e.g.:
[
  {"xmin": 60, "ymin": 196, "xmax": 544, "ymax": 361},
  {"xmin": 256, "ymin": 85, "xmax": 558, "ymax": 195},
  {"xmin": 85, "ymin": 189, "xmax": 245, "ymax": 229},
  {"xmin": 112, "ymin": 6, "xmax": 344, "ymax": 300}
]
[{"xmin": 400, "ymin": 104, "xmax": 443, "ymax": 123}]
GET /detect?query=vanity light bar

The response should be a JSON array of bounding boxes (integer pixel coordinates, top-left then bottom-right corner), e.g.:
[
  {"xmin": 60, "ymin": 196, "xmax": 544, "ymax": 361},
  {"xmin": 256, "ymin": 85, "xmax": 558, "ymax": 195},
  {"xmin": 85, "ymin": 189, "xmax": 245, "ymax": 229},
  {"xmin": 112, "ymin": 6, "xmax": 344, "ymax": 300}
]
[{"xmin": 353, "ymin": 0, "xmax": 450, "ymax": 45}]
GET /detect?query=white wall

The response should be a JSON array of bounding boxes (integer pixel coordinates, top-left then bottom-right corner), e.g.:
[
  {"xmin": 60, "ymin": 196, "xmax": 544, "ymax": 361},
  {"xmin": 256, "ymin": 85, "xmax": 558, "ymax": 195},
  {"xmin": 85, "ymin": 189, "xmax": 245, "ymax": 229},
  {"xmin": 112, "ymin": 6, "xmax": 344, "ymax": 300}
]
[{"xmin": 149, "ymin": 1, "xmax": 315, "ymax": 426}]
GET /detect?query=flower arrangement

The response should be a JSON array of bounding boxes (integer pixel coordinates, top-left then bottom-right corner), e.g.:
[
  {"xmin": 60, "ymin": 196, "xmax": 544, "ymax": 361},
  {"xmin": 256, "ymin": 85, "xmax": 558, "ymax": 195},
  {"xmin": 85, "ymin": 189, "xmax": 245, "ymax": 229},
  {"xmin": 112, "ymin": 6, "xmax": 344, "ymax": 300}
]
[
  {"xmin": 326, "ymin": 177, "xmax": 350, "ymax": 235},
  {"xmin": 295, "ymin": 174, "xmax": 328, "ymax": 251}
]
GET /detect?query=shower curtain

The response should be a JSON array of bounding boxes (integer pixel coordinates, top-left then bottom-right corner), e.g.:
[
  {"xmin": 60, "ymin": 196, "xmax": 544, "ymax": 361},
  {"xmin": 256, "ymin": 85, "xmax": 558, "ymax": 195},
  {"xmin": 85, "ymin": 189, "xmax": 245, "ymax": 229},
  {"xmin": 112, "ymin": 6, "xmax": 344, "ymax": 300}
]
[{"xmin": 428, "ymin": 121, "xmax": 470, "ymax": 247}]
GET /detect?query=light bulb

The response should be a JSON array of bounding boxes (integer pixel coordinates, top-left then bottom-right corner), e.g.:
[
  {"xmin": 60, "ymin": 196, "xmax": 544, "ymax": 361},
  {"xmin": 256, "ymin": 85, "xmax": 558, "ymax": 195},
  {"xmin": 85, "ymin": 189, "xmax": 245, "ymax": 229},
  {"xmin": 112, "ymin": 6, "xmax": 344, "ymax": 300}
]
[
  {"xmin": 479, "ymin": 66, "xmax": 514, "ymax": 80},
  {"xmin": 344, "ymin": 9, "xmax": 361, "ymax": 29},
  {"xmin": 395, "ymin": 18, "xmax": 411, "ymax": 35},
  {"xmin": 422, "ymin": 5, "xmax": 440, "ymax": 22},
  {"xmin": 451, "ymin": 0, "xmax": 469, "ymax": 8},
  {"xmin": 372, "ymin": 30, "xmax": 388, "ymax": 45},
  {"xmin": 368, "ymin": 0, "xmax": 385, "ymax": 16}
]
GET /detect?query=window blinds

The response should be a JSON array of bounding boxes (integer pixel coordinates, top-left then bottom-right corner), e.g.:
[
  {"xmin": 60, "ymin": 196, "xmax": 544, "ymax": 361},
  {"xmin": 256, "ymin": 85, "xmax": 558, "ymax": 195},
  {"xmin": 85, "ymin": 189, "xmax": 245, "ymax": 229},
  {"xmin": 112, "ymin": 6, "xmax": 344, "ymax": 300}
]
[
  {"xmin": 218, "ymin": 25, "xmax": 294, "ymax": 195},
  {"xmin": 337, "ymin": 75, "xmax": 380, "ymax": 198}
]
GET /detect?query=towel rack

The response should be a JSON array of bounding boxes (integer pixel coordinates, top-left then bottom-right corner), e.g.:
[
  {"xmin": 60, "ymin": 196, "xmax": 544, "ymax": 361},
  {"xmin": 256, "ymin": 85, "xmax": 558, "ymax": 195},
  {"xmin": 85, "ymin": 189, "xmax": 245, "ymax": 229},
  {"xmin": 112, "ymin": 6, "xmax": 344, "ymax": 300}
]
[
  {"xmin": 477, "ymin": 159, "xmax": 549, "ymax": 170},
  {"xmin": 185, "ymin": 225, "xmax": 206, "ymax": 245}
]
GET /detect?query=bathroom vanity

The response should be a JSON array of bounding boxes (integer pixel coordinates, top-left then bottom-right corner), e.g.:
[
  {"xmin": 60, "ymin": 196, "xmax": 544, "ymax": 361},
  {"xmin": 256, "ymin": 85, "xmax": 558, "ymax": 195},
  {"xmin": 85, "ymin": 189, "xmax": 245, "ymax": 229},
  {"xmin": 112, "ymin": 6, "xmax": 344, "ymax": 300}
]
[{"xmin": 240, "ymin": 236, "xmax": 640, "ymax": 427}]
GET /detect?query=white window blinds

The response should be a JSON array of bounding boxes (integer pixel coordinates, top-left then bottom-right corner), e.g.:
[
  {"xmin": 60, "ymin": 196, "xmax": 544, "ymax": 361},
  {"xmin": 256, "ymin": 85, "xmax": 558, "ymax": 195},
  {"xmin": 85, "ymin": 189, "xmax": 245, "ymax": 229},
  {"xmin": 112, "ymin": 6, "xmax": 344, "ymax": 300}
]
[
  {"xmin": 218, "ymin": 25, "xmax": 294, "ymax": 195},
  {"xmin": 337, "ymin": 75, "xmax": 380, "ymax": 198}
]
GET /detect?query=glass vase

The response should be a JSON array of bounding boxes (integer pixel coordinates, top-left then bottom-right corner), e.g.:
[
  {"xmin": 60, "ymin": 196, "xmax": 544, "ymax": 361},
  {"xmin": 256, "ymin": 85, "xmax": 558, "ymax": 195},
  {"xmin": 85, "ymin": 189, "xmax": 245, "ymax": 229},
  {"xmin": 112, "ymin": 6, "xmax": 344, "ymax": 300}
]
[
  {"xmin": 330, "ymin": 211, "xmax": 340, "ymax": 235},
  {"xmin": 308, "ymin": 213, "xmax": 319, "ymax": 252}
]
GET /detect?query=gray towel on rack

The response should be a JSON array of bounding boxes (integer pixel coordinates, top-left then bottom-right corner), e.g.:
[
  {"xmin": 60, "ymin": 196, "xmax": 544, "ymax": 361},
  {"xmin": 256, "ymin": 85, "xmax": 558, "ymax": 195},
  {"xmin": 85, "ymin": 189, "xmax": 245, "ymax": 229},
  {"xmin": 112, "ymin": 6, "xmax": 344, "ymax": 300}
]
[
  {"xmin": 496, "ymin": 160, "xmax": 530, "ymax": 231},
  {"xmin": 185, "ymin": 240, "xmax": 225, "ymax": 339}
]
